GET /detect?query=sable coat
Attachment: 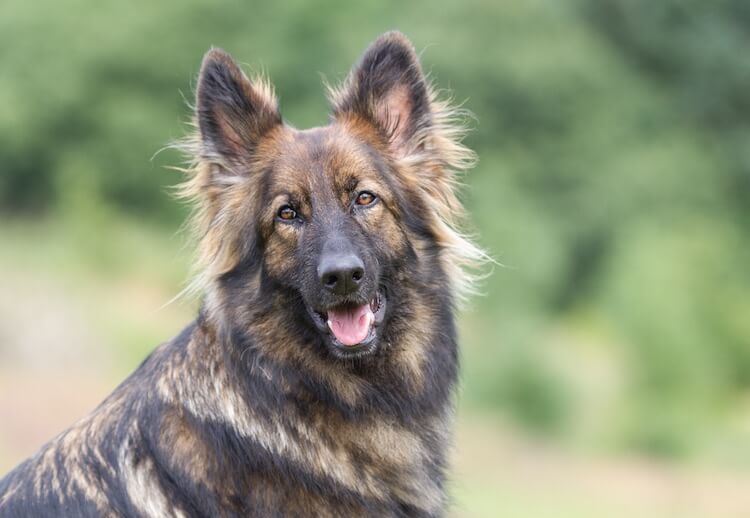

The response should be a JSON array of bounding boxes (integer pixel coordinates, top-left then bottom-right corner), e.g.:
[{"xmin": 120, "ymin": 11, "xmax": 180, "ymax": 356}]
[{"xmin": 0, "ymin": 32, "xmax": 483, "ymax": 517}]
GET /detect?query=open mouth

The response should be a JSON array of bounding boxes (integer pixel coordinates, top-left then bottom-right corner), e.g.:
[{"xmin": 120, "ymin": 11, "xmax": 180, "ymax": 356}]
[{"xmin": 308, "ymin": 291, "xmax": 386, "ymax": 357}]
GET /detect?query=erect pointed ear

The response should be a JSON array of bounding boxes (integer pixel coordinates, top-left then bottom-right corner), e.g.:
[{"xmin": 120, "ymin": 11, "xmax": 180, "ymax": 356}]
[
  {"xmin": 330, "ymin": 31, "xmax": 432, "ymax": 157},
  {"xmin": 196, "ymin": 48, "xmax": 281, "ymax": 164}
]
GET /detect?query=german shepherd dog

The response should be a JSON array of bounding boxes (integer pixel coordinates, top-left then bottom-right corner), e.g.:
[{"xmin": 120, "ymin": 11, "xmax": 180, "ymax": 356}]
[{"xmin": 0, "ymin": 31, "xmax": 483, "ymax": 517}]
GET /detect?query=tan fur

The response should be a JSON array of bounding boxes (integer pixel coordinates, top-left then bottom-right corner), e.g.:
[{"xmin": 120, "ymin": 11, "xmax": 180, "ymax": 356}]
[
  {"xmin": 156, "ymin": 337, "xmax": 389, "ymax": 501},
  {"xmin": 119, "ymin": 435, "xmax": 187, "ymax": 518}
]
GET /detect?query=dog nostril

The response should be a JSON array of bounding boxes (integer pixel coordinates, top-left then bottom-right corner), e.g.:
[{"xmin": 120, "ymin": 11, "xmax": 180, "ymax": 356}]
[
  {"xmin": 325, "ymin": 274, "xmax": 338, "ymax": 287},
  {"xmin": 351, "ymin": 269, "xmax": 363, "ymax": 282}
]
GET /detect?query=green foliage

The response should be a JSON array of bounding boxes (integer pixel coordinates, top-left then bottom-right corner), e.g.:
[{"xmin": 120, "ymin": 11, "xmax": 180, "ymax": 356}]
[{"xmin": 1, "ymin": 0, "xmax": 749, "ymax": 458}]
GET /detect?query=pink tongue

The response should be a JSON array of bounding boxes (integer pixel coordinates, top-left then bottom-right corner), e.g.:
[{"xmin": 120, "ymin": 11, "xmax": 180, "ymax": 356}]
[{"xmin": 327, "ymin": 304, "xmax": 374, "ymax": 346}]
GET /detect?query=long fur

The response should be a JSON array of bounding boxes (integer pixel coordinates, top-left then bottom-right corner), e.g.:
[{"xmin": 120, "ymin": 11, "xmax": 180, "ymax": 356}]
[{"xmin": 0, "ymin": 31, "xmax": 485, "ymax": 518}]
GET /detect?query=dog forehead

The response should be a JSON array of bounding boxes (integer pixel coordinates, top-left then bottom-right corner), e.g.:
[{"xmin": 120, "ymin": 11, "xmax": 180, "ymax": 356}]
[{"xmin": 269, "ymin": 126, "xmax": 377, "ymax": 193}]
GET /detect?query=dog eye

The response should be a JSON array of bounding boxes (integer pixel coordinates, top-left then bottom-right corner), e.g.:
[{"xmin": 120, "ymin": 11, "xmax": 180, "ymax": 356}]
[
  {"xmin": 277, "ymin": 205, "xmax": 297, "ymax": 221},
  {"xmin": 355, "ymin": 191, "xmax": 376, "ymax": 206}
]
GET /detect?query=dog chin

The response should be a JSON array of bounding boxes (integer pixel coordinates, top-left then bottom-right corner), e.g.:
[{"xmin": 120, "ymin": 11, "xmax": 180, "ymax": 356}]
[{"xmin": 307, "ymin": 290, "xmax": 387, "ymax": 360}]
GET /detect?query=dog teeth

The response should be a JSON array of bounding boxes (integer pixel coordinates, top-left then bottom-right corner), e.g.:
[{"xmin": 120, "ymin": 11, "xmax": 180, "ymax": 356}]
[{"xmin": 369, "ymin": 293, "xmax": 381, "ymax": 312}]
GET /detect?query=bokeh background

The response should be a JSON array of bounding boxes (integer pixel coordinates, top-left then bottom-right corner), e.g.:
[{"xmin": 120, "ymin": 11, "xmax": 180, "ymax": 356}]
[{"xmin": 2, "ymin": 0, "xmax": 750, "ymax": 516}]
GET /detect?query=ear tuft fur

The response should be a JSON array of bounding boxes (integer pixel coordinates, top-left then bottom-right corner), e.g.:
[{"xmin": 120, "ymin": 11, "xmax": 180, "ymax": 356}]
[
  {"xmin": 170, "ymin": 49, "xmax": 281, "ymax": 298},
  {"xmin": 196, "ymin": 48, "xmax": 281, "ymax": 164},
  {"xmin": 329, "ymin": 31, "xmax": 431, "ymax": 156}
]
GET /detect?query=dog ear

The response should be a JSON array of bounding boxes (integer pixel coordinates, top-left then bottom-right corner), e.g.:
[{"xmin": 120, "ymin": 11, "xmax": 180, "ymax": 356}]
[
  {"xmin": 330, "ymin": 32, "xmax": 431, "ymax": 157},
  {"xmin": 196, "ymin": 48, "xmax": 281, "ymax": 164}
]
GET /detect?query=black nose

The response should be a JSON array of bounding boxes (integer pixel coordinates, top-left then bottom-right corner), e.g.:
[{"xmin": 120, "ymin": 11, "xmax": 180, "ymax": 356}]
[{"xmin": 318, "ymin": 253, "xmax": 365, "ymax": 296}]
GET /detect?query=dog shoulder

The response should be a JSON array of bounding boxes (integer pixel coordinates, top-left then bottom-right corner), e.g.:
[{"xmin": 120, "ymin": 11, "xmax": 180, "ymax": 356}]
[{"xmin": 0, "ymin": 322, "xmax": 202, "ymax": 516}]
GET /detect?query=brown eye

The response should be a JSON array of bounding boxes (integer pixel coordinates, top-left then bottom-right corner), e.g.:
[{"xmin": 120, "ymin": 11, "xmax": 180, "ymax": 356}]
[
  {"xmin": 356, "ymin": 191, "xmax": 376, "ymax": 206},
  {"xmin": 277, "ymin": 205, "xmax": 297, "ymax": 221}
]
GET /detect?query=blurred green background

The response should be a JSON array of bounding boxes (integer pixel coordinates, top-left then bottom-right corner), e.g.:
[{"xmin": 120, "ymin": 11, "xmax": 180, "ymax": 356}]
[{"xmin": 2, "ymin": 0, "xmax": 750, "ymax": 516}]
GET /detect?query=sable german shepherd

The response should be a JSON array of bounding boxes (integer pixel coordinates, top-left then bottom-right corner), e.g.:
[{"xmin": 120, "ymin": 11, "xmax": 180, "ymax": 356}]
[{"xmin": 0, "ymin": 31, "xmax": 483, "ymax": 517}]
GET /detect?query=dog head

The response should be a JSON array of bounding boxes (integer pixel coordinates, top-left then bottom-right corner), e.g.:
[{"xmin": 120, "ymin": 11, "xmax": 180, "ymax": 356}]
[{"xmin": 181, "ymin": 32, "xmax": 482, "ymax": 364}]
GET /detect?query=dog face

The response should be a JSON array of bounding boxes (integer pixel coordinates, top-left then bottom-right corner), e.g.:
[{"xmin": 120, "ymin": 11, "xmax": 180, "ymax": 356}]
[
  {"xmin": 257, "ymin": 127, "xmax": 405, "ymax": 359},
  {"xmin": 185, "ymin": 32, "xmax": 478, "ymax": 364}
]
